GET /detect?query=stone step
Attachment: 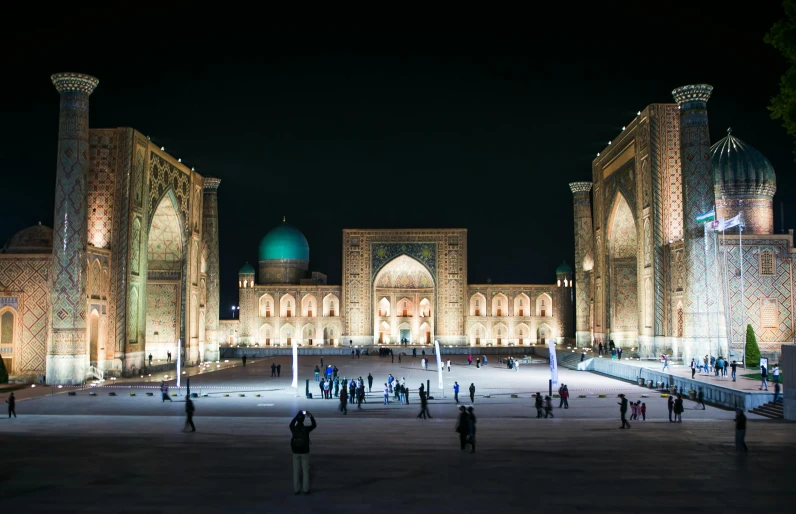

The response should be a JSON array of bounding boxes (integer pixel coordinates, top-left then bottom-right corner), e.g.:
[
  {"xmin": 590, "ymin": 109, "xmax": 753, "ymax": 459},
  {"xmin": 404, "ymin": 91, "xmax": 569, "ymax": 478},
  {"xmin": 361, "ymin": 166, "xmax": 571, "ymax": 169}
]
[{"xmin": 750, "ymin": 401, "xmax": 783, "ymax": 419}]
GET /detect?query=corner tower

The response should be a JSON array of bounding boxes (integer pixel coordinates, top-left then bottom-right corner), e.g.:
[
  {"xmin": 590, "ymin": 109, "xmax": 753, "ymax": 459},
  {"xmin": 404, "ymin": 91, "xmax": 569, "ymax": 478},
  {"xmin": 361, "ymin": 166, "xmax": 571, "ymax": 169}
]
[
  {"xmin": 569, "ymin": 181, "xmax": 594, "ymax": 348},
  {"xmin": 47, "ymin": 72, "xmax": 99, "ymax": 385},
  {"xmin": 672, "ymin": 84, "xmax": 726, "ymax": 361},
  {"xmin": 202, "ymin": 177, "xmax": 221, "ymax": 360}
]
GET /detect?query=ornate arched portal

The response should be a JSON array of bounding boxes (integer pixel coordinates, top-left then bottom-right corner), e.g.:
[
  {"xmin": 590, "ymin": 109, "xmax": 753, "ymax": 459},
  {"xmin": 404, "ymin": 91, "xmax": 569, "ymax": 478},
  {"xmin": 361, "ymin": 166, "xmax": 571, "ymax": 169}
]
[
  {"xmin": 145, "ymin": 192, "xmax": 184, "ymax": 361},
  {"xmin": 373, "ymin": 255, "xmax": 434, "ymax": 344},
  {"xmin": 606, "ymin": 193, "xmax": 639, "ymax": 344}
]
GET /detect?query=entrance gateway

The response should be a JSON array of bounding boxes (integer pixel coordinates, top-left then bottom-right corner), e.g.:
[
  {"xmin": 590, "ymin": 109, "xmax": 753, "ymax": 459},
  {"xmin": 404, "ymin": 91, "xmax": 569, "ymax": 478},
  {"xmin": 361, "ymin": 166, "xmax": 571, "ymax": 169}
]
[{"xmin": 399, "ymin": 329, "xmax": 410, "ymax": 343}]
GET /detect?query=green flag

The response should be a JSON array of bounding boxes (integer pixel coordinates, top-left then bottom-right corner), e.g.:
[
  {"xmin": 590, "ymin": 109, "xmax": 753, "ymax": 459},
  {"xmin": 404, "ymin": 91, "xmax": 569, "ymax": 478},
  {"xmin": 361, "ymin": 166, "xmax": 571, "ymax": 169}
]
[{"xmin": 696, "ymin": 209, "xmax": 715, "ymax": 223}]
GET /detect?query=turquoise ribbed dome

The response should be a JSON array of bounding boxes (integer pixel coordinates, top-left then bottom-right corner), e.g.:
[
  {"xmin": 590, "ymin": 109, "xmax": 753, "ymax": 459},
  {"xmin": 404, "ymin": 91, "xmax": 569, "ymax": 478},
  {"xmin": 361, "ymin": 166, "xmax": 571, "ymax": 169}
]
[
  {"xmin": 239, "ymin": 262, "xmax": 255, "ymax": 274},
  {"xmin": 556, "ymin": 261, "xmax": 572, "ymax": 274},
  {"xmin": 258, "ymin": 221, "xmax": 310, "ymax": 262},
  {"xmin": 711, "ymin": 129, "xmax": 776, "ymax": 198}
]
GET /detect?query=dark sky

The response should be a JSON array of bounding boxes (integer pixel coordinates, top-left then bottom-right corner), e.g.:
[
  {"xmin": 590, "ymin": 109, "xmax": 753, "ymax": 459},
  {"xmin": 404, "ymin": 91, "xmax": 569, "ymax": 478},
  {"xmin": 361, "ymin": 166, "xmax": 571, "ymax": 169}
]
[{"xmin": 1, "ymin": 4, "xmax": 792, "ymax": 319}]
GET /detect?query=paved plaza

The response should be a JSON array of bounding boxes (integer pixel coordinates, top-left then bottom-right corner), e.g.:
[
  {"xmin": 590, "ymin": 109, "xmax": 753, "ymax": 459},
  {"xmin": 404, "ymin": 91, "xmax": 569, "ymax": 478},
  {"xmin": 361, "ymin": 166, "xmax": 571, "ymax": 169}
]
[{"xmin": 1, "ymin": 355, "xmax": 793, "ymax": 512}]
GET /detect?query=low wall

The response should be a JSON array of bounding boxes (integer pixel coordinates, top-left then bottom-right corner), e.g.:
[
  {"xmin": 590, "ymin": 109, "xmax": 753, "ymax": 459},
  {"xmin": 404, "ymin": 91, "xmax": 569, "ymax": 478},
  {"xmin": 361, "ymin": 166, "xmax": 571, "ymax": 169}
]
[
  {"xmin": 220, "ymin": 345, "xmax": 540, "ymax": 359},
  {"xmin": 783, "ymin": 344, "xmax": 795, "ymax": 421},
  {"xmin": 580, "ymin": 357, "xmax": 775, "ymax": 411}
]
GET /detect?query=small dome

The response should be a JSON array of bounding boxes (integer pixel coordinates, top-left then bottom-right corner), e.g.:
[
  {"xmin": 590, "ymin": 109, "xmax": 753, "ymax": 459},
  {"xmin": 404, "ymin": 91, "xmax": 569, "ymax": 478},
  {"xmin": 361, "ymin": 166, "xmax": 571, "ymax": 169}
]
[
  {"xmin": 556, "ymin": 261, "xmax": 572, "ymax": 274},
  {"xmin": 712, "ymin": 129, "xmax": 776, "ymax": 198},
  {"xmin": 239, "ymin": 262, "xmax": 255, "ymax": 275},
  {"xmin": 258, "ymin": 220, "xmax": 309, "ymax": 262},
  {"xmin": 4, "ymin": 223, "xmax": 53, "ymax": 253}
]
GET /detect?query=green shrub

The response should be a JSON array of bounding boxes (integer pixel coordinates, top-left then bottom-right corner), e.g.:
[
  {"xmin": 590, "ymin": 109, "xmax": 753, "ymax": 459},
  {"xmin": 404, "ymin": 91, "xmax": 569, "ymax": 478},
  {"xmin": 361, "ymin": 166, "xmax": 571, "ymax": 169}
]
[
  {"xmin": 745, "ymin": 324, "xmax": 761, "ymax": 368},
  {"xmin": 0, "ymin": 357, "xmax": 8, "ymax": 383}
]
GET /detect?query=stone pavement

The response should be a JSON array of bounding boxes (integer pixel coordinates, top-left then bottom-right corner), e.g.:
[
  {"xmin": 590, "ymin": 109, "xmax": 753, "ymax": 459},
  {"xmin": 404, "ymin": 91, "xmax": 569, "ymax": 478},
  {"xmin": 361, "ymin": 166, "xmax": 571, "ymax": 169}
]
[
  {"xmin": 1, "ymin": 415, "xmax": 793, "ymax": 512},
  {"xmin": 601, "ymin": 356, "xmax": 777, "ymax": 392}
]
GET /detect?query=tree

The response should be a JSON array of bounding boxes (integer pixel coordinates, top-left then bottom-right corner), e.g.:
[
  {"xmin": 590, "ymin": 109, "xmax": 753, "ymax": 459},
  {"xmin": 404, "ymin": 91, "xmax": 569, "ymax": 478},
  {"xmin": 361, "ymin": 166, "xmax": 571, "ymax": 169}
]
[
  {"xmin": 765, "ymin": 0, "xmax": 796, "ymax": 160},
  {"xmin": 745, "ymin": 324, "xmax": 761, "ymax": 368}
]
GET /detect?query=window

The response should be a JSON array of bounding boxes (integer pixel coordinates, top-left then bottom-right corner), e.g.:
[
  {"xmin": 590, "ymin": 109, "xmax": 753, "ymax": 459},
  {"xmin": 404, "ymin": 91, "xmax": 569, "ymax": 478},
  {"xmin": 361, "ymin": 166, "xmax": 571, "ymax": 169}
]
[
  {"xmin": 1, "ymin": 310, "xmax": 14, "ymax": 344},
  {"xmin": 541, "ymin": 300, "xmax": 546, "ymax": 317},
  {"xmin": 761, "ymin": 299, "xmax": 778, "ymax": 329},
  {"xmin": 759, "ymin": 250, "xmax": 775, "ymax": 276}
]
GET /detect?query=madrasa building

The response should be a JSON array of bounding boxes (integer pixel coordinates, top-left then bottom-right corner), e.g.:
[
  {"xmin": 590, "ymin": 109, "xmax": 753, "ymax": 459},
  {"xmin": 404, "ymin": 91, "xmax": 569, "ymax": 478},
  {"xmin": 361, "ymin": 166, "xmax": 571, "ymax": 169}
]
[
  {"xmin": 0, "ymin": 73, "xmax": 222, "ymax": 384},
  {"xmin": 231, "ymin": 225, "xmax": 574, "ymax": 348},
  {"xmin": 570, "ymin": 83, "xmax": 792, "ymax": 364}
]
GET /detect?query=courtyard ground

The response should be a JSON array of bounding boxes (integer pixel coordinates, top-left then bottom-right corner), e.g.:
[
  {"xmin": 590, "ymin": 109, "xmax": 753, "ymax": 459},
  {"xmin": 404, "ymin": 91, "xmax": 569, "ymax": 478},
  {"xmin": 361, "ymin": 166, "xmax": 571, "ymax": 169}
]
[{"xmin": 1, "ymin": 354, "xmax": 792, "ymax": 512}]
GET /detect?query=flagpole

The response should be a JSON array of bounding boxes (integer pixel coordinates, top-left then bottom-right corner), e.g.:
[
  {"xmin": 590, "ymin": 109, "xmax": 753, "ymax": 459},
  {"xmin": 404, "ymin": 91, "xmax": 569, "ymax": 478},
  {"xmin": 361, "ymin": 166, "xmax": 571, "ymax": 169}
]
[
  {"xmin": 740, "ymin": 210, "xmax": 746, "ymax": 369},
  {"xmin": 721, "ymin": 225, "xmax": 734, "ymax": 363}
]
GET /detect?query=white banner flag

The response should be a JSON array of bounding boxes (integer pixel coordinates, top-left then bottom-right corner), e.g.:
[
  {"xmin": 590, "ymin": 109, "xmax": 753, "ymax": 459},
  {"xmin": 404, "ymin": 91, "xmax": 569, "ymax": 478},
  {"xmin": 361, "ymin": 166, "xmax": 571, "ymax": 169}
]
[
  {"xmin": 291, "ymin": 337, "xmax": 298, "ymax": 389},
  {"xmin": 548, "ymin": 340, "xmax": 559, "ymax": 389},
  {"xmin": 434, "ymin": 340, "xmax": 444, "ymax": 391},
  {"xmin": 718, "ymin": 214, "xmax": 741, "ymax": 232}
]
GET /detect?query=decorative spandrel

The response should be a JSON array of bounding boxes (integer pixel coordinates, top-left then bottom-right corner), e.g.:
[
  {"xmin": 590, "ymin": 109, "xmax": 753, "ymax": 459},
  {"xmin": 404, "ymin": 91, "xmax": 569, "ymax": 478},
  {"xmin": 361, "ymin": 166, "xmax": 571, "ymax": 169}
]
[{"xmin": 371, "ymin": 243, "xmax": 436, "ymax": 280}]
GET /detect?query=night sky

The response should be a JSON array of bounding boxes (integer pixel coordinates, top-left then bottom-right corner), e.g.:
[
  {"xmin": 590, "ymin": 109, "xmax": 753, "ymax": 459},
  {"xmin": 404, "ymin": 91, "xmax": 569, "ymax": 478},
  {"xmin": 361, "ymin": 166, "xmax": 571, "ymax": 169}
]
[{"xmin": 1, "ymin": 4, "xmax": 792, "ymax": 319}]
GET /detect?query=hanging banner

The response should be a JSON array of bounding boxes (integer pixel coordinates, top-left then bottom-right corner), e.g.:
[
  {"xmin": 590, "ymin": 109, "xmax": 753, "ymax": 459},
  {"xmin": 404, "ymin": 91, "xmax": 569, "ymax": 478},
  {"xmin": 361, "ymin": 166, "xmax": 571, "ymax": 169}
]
[
  {"xmin": 291, "ymin": 337, "xmax": 298, "ymax": 389},
  {"xmin": 548, "ymin": 340, "xmax": 559, "ymax": 389},
  {"xmin": 434, "ymin": 340, "xmax": 444, "ymax": 391}
]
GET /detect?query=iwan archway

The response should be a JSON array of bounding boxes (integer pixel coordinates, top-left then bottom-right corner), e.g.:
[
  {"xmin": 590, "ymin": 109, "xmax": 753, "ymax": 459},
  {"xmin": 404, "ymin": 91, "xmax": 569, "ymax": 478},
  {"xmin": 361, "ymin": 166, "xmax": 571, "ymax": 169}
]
[
  {"xmin": 145, "ymin": 191, "xmax": 185, "ymax": 362},
  {"xmin": 372, "ymin": 254, "xmax": 434, "ymax": 344},
  {"xmin": 606, "ymin": 193, "xmax": 639, "ymax": 346}
]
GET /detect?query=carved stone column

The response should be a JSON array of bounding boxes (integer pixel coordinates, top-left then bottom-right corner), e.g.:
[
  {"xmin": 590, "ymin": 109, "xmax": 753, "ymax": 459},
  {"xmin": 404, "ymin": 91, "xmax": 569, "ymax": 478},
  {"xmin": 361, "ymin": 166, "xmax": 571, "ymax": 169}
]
[
  {"xmin": 569, "ymin": 181, "xmax": 594, "ymax": 348},
  {"xmin": 202, "ymin": 177, "xmax": 221, "ymax": 360},
  {"xmin": 47, "ymin": 73, "xmax": 99, "ymax": 385}
]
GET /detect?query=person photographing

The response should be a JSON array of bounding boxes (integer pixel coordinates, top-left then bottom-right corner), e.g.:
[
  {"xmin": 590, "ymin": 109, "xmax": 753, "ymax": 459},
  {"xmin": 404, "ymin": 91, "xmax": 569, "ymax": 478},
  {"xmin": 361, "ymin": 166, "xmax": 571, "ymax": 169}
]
[{"xmin": 289, "ymin": 410, "xmax": 317, "ymax": 495}]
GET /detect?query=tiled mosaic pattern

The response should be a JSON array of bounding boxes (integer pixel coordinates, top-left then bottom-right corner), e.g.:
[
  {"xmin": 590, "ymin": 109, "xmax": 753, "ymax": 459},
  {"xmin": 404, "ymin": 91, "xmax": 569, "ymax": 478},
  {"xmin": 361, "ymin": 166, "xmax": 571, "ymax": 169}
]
[
  {"xmin": 145, "ymin": 283, "xmax": 179, "ymax": 345},
  {"xmin": 374, "ymin": 255, "xmax": 434, "ymax": 288},
  {"xmin": 147, "ymin": 197, "xmax": 183, "ymax": 271},
  {"xmin": 88, "ymin": 130, "xmax": 118, "ymax": 249},
  {"xmin": 0, "ymin": 257, "xmax": 50, "ymax": 374}
]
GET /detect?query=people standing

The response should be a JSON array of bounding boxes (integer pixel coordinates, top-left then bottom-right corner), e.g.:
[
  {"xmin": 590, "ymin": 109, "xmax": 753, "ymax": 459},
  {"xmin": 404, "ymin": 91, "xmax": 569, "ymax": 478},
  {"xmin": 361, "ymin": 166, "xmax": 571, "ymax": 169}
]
[
  {"xmin": 690, "ymin": 358, "xmax": 696, "ymax": 378},
  {"xmin": 476, "ymin": 357, "xmax": 480, "ymax": 369},
  {"xmin": 759, "ymin": 365, "xmax": 769, "ymax": 391},
  {"xmin": 618, "ymin": 394, "xmax": 630, "ymax": 428},
  {"xmin": 456, "ymin": 406, "xmax": 470, "ymax": 450},
  {"xmin": 535, "ymin": 393, "xmax": 544, "ymax": 418},
  {"xmin": 640, "ymin": 402, "xmax": 646, "ymax": 420},
  {"xmin": 667, "ymin": 394, "xmax": 674, "ymax": 422},
  {"xmin": 383, "ymin": 383, "xmax": 390, "ymax": 405},
  {"xmin": 271, "ymin": 363, "xmax": 277, "ymax": 377},
  {"xmin": 6, "ymin": 392, "xmax": 16, "ymax": 418},
  {"xmin": 469, "ymin": 383, "xmax": 476, "ymax": 404},
  {"xmin": 674, "ymin": 394, "xmax": 684, "ymax": 422},
  {"xmin": 773, "ymin": 364, "xmax": 780, "ymax": 383},
  {"xmin": 167, "ymin": 351, "xmax": 172, "ymax": 364},
  {"xmin": 467, "ymin": 406, "xmax": 477, "ymax": 453},
  {"xmin": 276, "ymin": 363, "xmax": 281, "ymax": 377},
  {"xmin": 184, "ymin": 395, "xmax": 196, "ymax": 432},
  {"xmin": 289, "ymin": 411, "xmax": 316, "ymax": 495},
  {"xmin": 482, "ymin": 355, "xmax": 487, "ymax": 367},
  {"xmin": 367, "ymin": 373, "xmax": 373, "ymax": 392},
  {"xmin": 453, "ymin": 382, "xmax": 460, "ymax": 404},
  {"xmin": 735, "ymin": 409, "xmax": 748, "ymax": 452},
  {"xmin": 467, "ymin": 354, "xmax": 472, "ymax": 366},
  {"xmin": 417, "ymin": 388, "xmax": 431, "ymax": 419},
  {"xmin": 774, "ymin": 381, "xmax": 782, "ymax": 404},
  {"xmin": 339, "ymin": 388, "xmax": 348, "ymax": 415},
  {"xmin": 447, "ymin": 359, "xmax": 451, "ymax": 372},
  {"xmin": 544, "ymin": 395, "xmax": 554, "ymax": 418},
  {"xmin": 598, "ymin": 342, "xmax": 603, "ymax": 356},
  {"xmin": 697, "ymin": 388, "xmax": 706, "ymax": 410},
  {"xmin": 561, "ymin": 385, "xmax": 569, "ymax": 409},
  {"xmin": 148, "ymin": 353, "xmax": 153, "ymax": 366},
  {"xmin": 160, "ymin": 381, "xmax": 173, "ymax": 402},
  {"xmin": 617, "ymin": 347, "xmax": 623, "ymax": 360},
  {"xmin": 242, "ymin": 354, "xmax": 247, "ymax": 367}
]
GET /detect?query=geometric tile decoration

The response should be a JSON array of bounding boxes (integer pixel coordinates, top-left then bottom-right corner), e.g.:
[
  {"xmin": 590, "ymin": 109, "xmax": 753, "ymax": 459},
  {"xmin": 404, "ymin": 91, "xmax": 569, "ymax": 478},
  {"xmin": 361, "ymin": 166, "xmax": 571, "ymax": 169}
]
[
  {"xmin": 371, "ymin": 242, "xmax": 436, "ymax": 280},
  {"xmin": 374, "ymin": 255, "xmax": 434, "ymax": 289},
  {"xmin": 0, "ymin": 257, "xmax": 50, "ymax": 374},
  {"xmin": 147, "ymin": 197, "xmax": 183, "ymax": 272},
  {"xmin": 146, "ymin": 283, "xmax": 179, "ymax": 346},
  {"xmin": 88, "ymin": 130, "xmax": 118, "ymax": 249}
]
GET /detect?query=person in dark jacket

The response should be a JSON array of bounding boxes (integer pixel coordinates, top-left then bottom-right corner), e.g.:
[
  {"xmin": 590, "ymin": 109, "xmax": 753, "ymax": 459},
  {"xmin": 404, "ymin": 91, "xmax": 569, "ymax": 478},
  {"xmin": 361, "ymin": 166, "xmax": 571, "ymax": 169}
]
[
  {"xmin": 290, "ymin": 411, "xmax": 317, "ymax": 494},
  {"xmin": 735, "ymin": 408, "xmax": 748, "ymax": 451},
  {"xmin": 455, "ymin": 406, "xmax": 469, "ymax": 450},
  {"xmin": 184, "ymin": 395, "xmax": 196, "ymax": 432},
  {"xmin": 535, "ymin": 393, "xmax": 544, "ymax": 418},
  {"xmin": 466, "ymin": 406, "xmax": 477, "ymax": 453},
  {"xmin": 618, "ymin": 394, "xmax": 630, "ymax": 429},
  {"xmin": 469, "ymin": 383, "xmax": 475, "ymax": 404},
  {"xmin": 6, "ymin": 392, "xmax": 16, "ymax": 418}
]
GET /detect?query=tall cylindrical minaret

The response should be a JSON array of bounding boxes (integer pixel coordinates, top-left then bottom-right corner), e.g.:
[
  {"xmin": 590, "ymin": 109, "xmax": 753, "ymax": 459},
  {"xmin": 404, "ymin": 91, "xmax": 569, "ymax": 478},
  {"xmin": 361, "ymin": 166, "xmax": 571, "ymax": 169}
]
[
  {"xmin": 672, "ymin": 84, "xmax": 725, "ymax": 361},
  {"xmin": 47, "ymin": 72, "xmax": 99, "ymax": 385},
  {"xmin": 569, "ymin": 182, "xmax": 594, "ymax": 348},
  {"xmin": 201, "ymin": 177, "xmax": 221, "ymax": 361},
  {"xmin": 237, "ymin": 264, "xmax": 256, "ymax": 344}
]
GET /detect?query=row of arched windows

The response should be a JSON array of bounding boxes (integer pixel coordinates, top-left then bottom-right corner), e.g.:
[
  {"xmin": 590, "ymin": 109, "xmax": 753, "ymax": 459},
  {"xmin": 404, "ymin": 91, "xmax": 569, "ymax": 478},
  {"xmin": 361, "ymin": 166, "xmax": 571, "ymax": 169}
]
[
  {"xmin": 468, "ymin": 293, "xmax": 553, "ymax": 317},
  {"xmin": 258, "ymin": 293, "xmax": 339, "ymax": 318}
]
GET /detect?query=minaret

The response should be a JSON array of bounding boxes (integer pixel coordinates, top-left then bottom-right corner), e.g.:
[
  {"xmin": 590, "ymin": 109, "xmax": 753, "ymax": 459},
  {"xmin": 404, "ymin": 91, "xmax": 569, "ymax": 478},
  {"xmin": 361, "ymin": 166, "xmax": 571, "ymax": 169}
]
[
  {"xmin": 47, "ymin": 72, "xmax": 99, "ymax": 385},
  {"xmin": 555, "ymin": 261, "xmax": 574, "ymax": 345},
  {"xmin": 672, "ymin": 84, "xmax": 725, "ymax": 361},
  {"xmin": 569, "ymin": 182, "xmax": 594, "ymax": 348},
  {"xmin": 237, "ymin": 264, "xmax": 256, "ymax": 344},
  {"xmin": 202, "ymin": 177, "xmax": 221, "ymax": 361}
]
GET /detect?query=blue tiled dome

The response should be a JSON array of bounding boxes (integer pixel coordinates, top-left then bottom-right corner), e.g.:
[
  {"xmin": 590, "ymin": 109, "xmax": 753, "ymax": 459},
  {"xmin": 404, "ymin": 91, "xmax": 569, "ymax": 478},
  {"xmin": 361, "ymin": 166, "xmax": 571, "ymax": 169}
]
[{"xmin": 258, "ymin": 221, "xmax": 310, "ymax": 262}]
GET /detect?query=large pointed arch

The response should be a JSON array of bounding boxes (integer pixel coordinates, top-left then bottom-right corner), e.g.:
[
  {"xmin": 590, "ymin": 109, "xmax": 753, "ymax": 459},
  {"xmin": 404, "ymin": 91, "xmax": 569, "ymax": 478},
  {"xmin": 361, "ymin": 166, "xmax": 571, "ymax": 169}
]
[{"xmin": 606, "ymin": 191, "xmax": 639, "ymax": 340}]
